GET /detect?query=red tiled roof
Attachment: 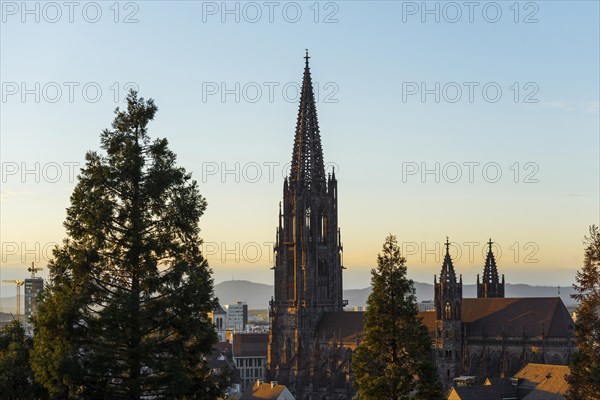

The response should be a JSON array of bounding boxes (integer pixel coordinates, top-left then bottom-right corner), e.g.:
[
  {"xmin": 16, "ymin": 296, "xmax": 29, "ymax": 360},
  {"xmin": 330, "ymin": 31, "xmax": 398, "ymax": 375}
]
[
  {"xmin": 315, "ymin": 298, "xmax": 573, "ymax": 347},
  {"xmin": 241, "ymin": 382, "xmax": 292, "ymax": 400},
  {"xmin": 213, "ymin": 341, "xmax": 233, "ymax": 353},
  {"xmin": 461, "ymin": 298, "xmax": 573, "ymax": 338},
  {"xmin": 315, "ymin": 311, "xmax": 364, "ymax": 348},
  {"xmin": 419, "ymin": 310, "xmax": 437, "ymax": 337},
  {"xmin": 514, "ymin": 363, "xmax": 570, "ymax": 399},
  {"xmin": 418, "ymin": 298, "xmax": 573, "ymax": 338},
  {"xmin": 232, "ymin": 333, "xmax": 269, "ymax": 357}
]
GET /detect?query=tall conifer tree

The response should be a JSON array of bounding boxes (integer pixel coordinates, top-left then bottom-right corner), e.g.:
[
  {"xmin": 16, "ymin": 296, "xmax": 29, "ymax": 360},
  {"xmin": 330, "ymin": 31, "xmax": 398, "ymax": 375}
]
[
  {"xmin": 567, "ymin": 225, "xmax": 600, "ymax": 400},
  {"xmin": 353, "ymin": 234, "xmax": 441, "ymax": 400},
  {"xmin": 31, "ymin": 91, "xmax": 226, "ymax": 399}
]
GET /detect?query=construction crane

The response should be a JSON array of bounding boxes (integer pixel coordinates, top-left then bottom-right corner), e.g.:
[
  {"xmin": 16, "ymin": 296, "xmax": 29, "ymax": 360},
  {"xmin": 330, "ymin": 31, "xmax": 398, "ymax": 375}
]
[
  {"xmin": 28, "ymin": 261, "xmax": 43, "ymax": 278},
  {"xmin": 2, "ymin": 279, "xmax": 24, "ymax": 320}
]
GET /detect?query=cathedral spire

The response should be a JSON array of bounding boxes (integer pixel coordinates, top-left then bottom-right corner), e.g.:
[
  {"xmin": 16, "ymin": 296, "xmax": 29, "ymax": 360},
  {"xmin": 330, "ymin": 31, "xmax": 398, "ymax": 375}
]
[
  {"xmin": 290, "ymin": 49, "xmax": 326, "ymax": 192},
  {"xmin": 440, "ymin": 236, "xmax": 457, "ymax": 285},
  {"xmin": 269, "ymin": 53, "xmax": 344, "ymax": 388},
  {"xmin": 483, "ymin": 238, "xmax": 500, "ymax": 284},
  {"xmin": 477, "ymin": 238, "xmax": 505, "ymax": 298}
]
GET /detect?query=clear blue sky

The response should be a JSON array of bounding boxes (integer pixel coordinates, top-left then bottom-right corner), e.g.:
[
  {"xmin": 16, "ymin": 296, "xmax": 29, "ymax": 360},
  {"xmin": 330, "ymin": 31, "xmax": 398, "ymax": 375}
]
[{"xmin": 1, "ymin": 1, "xmax": 599, "ymax": 293}]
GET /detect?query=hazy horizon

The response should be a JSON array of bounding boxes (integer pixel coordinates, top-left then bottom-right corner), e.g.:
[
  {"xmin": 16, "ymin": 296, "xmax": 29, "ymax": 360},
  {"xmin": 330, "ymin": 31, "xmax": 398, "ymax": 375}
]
[{"xmin": 2, "ymin": 1, "xmax": 598, "ymax": 294}]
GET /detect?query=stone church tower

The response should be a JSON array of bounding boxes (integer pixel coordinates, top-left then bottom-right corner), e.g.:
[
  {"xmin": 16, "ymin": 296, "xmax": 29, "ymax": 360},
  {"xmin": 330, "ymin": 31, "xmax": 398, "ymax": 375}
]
[
  {"xmin": 267, "ymin": 51, "xmax": 345, "ymax": 391},
  {"xmin": 434, "ymin": 238, "xmax": 463, "ymax": 389},
  {"xmin": 477, "ymin": 239, "xmax": 505, "ymax": 298}
]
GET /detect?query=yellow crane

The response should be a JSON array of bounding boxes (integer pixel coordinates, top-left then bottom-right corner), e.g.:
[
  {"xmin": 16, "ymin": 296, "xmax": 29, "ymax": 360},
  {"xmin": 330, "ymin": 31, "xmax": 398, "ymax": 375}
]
[{"xmin": 2, "ymin": 279, "xmax": 25, "ymax": 320}]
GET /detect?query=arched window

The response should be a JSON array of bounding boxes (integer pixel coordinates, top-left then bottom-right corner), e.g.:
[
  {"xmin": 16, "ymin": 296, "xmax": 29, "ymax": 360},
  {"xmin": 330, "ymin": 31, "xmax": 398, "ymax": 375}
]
[
  {"xmin": 445, "ymin": 303, "xmax": 452, "ymax": 319},
  {"xmin": 321, "ymin": 213, "xmax": 327, "ymax": 242}
]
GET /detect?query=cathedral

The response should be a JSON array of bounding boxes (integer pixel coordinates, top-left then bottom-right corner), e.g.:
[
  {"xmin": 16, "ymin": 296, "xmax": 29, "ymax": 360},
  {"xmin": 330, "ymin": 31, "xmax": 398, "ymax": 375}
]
[
  {"xmin": 267, "ymin": 50, "xmax": 351, "ymax": 399},
  {"xmin": 267, "ymin": 53, "xmax": 575, "ymax": 399},
  {"xmin": 429, "ymin": 238, "xmax": 575, "ymax": 390}
]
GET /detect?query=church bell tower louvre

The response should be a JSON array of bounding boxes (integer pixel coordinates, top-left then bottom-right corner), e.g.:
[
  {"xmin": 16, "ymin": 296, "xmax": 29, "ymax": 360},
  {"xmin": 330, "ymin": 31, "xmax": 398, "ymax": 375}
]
[{"xmin": 267, "ymin": 50, "xmax": 346, "ymax": 391}]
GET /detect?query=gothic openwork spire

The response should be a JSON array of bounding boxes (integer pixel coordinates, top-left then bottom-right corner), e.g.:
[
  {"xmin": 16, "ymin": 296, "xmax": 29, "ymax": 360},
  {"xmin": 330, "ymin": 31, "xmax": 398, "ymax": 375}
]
[
  {"xmin": 440, "ymin": 236, "xmax": 458, "ymax": 285},
  {"xmin": 477, "ymin": 238, "xmax": 505, "ymax": 298},
  {"xmin": 483, "ymin": 238, "xmax": 500, "ymax": 283},
  {"xmin": 290, "ymin": 50, "xmax": 326, "ymax": 192},
  {"xmin": 269, "ymin": 53, "xmax": 344, "ymax": 387}
]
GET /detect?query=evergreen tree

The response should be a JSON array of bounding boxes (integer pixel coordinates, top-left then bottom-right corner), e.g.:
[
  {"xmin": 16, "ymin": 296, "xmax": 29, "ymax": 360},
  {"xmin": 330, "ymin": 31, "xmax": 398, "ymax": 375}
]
[
  {"xmin": 567, "ymin": 225, "xmax": 600, "ymax": 400},
  {"xmin": 30, "ymin": 91, "xmax": 226, "ymax": 399},
  {"xmin": 352, "ymin": 234, "xmax": 442, "ymax": 400},
  {"xmin": 0, "ymin": 320, "xmax": 48, "ymax": 399}
]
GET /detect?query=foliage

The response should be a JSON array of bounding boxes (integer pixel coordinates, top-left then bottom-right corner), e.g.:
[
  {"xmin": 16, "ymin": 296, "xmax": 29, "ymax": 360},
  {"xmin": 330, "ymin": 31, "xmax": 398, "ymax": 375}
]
[
  {"xmin": 353, "ymin": 234, "xmax": 442, "ymax": 400},
  {"xmin": 567, "ymin": 225, "xmax": 600, "ymax": 400},
  {"xmin": 0, "ymin": 320, "xmax": 48, "ymax": 399},
  {"xmin": 31, "ymin": 91, "xmax": 227, "ymax": 399}
]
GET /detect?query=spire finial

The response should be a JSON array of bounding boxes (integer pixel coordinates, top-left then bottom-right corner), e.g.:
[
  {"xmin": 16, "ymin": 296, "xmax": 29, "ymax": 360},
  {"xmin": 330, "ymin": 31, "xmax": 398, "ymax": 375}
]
[
  {"xmin": 290, "ymin": 49, "xmax": 325, "ymax": 191},
  {"xmin": 488, "ymin": 238, "xmax": 493, "ymax": 252},
  {"xmin": 445, "ymin": 236, "xmax": 451, "ymax": 253}
]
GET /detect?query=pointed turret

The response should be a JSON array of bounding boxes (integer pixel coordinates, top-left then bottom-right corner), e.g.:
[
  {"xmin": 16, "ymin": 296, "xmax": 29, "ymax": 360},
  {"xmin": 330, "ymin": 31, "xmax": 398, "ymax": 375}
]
[
  {"xmin": 289, "ymin": 50, "xmax": 326, "ymax": 192},
  {"xmin": 477, "ymin": 238, "xmax": 505, "ymax": 298},
  {"xmin": 435, "ymin": 237, "xmax": 462, "ymax": 319},
  {"xmin": 440, "ymin": 237, "xmax": 458, "ymax": 286},
  {"xmin": 483, "ymin": 238, "xmax": 500, "ymax": 283}
]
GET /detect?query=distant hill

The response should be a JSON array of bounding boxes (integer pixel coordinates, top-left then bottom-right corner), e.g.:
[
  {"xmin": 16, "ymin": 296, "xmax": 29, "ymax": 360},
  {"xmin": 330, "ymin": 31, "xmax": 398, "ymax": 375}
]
[
  {"xmin": 214, "ymin": 280, "xmax": 274, "ymax": 309},
  {"xmin": 214, "ymin": 280, "xmax": 578, "ymax": 309},
  {"xmin": 1, "ymin": 281, "xmax": 577, "ymax": 312}
]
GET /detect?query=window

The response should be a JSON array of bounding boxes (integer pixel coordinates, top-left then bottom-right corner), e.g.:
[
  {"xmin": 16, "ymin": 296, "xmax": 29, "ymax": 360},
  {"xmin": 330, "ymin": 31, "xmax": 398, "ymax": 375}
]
[
  {"xmin": 321, "ymin": 213, "xmax": 327, "ymax": 242},
  {"xmin": 445, "ymin": 303, "xmax": 451, "ymax": 319}
]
